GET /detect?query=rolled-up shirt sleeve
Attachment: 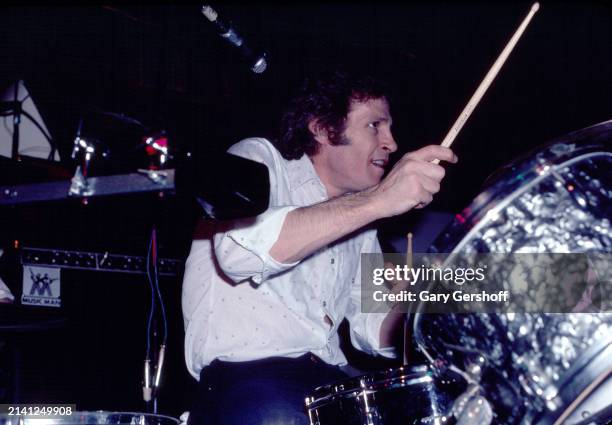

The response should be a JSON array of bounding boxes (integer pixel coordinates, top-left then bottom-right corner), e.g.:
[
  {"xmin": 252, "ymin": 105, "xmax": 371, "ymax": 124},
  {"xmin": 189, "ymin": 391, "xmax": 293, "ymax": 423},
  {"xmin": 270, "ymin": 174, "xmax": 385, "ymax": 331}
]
[
  {"xmin": 214, "ymin": 205, "xmax": 299, "ymax": 284},
  {"xmin": 346, "ymin": 230, "xmax": 398, "ymax": 359},
  {"xmin": 213, "ymin": 138, "xmax": 301, "ymax": 285}
]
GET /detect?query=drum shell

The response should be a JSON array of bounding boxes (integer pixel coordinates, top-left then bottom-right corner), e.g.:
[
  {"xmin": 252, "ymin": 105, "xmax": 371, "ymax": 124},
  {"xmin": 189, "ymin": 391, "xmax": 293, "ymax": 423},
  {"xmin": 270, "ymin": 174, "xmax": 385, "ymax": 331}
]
[
  {"xmin": 305, "ymin": 365, "xmax": 455, "ymax": 425},
  {"xmin": 414, "ymin": 121, "xmax": 612, "ymax": 424}
]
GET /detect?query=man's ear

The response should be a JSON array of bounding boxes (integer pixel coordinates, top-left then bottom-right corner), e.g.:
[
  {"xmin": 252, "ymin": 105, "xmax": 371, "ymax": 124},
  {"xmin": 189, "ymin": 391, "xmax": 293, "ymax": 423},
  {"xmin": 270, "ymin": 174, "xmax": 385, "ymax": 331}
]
[{"xmin": 308, "ymin": 119, "xmax": 330, "ymax": 145}]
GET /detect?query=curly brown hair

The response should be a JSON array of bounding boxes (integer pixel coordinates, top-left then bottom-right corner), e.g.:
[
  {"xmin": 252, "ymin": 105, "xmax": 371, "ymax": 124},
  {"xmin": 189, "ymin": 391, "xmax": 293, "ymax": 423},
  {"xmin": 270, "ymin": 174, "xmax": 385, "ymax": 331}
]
[{"xmin": 276, "ymin": 70, "xmax": 388, "ymax": 160}]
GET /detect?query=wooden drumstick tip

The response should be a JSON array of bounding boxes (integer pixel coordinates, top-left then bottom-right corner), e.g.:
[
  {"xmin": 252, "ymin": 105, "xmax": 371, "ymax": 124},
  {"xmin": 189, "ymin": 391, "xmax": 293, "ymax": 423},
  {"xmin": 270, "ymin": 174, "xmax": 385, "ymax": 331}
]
[
  {"xmin": 406, "ymin": 232, "xmax": 413, "ymax": 268},
  {"xmin": 531, "ymin": 2, "xmax": 540, "ymax": 13}
]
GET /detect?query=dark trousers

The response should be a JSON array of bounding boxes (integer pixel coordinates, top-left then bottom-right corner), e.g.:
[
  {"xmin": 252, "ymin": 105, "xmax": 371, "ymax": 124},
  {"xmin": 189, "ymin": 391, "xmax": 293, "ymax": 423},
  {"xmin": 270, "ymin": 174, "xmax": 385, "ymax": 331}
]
[{"xmin": 188, "ymin": 353, "xmax": 348, "ymax": 425}]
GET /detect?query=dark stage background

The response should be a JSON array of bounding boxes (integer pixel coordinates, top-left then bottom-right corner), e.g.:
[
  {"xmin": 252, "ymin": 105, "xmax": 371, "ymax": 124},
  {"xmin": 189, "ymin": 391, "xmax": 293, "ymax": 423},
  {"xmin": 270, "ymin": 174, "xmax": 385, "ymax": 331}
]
[{"xmin": 0, "ymin": 2, "xmax": 610, "ymax": 418}]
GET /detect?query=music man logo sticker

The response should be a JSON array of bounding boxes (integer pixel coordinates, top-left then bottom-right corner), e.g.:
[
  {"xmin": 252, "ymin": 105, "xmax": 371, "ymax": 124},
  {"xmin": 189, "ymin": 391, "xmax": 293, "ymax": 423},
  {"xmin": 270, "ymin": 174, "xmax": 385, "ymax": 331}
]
[{"xmin": 21, "ymin": 266, "xmax": 61, "ymax": 307}]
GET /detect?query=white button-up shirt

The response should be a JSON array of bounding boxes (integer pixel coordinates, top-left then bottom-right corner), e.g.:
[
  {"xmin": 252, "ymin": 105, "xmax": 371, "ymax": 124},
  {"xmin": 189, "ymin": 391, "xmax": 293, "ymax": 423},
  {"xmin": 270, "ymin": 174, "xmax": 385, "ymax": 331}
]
[{"xmin": 182, "ymin": 138, "xmax": 394, "ymax": 379}]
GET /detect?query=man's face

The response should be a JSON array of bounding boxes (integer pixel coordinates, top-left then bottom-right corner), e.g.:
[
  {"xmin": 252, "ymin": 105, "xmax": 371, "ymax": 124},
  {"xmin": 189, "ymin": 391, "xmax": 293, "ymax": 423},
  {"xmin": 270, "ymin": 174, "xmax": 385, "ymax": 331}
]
[{"xmin": 312, "ymin": 97, "xmax": 397, "ymax": 197}]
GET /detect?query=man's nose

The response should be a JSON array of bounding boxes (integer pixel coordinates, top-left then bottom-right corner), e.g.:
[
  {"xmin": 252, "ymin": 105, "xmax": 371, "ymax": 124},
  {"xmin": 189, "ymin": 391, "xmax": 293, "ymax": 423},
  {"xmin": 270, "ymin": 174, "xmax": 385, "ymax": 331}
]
[{"xmin": 382, "ymin": 131, "xmax": 398, "ymax": 153}]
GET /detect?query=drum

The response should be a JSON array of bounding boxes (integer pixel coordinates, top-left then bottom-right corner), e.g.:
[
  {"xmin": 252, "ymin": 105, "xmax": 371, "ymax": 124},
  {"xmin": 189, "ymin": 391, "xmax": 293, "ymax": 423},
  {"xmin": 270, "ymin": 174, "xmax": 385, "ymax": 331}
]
[
  {"xmin": 414, "ymin": 120, "xmax": 612, "ymax": 424},
  {"xmin": 304, "ymin": 364, "xmax": 455, "ymax": 425},
  {"xmin": 0, "ymin": 411, "xmax": 179, "ymax": 425}
]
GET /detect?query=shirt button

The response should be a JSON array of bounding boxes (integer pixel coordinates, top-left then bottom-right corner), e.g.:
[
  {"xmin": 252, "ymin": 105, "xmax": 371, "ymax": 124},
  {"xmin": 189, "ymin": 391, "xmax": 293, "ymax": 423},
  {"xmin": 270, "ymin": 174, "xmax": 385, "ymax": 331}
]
[{"xmin": 322, "ymin": 301, "xmax": 327, "ymax": 307}]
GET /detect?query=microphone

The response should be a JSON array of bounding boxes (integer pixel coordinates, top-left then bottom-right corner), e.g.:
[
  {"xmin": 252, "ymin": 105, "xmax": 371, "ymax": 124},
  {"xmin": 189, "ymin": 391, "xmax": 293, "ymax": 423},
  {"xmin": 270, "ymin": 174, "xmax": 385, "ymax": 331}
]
[{"xmin": 201, "ymin": 4, "xmax": 268, "ymax": 74}]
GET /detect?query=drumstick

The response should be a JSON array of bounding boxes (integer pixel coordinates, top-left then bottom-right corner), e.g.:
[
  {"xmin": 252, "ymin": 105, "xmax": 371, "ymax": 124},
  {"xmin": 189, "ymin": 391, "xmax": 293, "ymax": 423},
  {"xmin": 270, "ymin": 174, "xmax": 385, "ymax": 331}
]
[
  {"xmin": 552, "ymin": 364, "xmax": 612, "ymax": 425},
  {"xmin": 403, "ymin": 232, "xmax": 413, "ymax": 365},
  {"xmin": 406, "ymin": 232, "xmax": 413, "ymax": 269},
  {"xmin": 432, "ymin": 2, "xmax": 540, "ymax": 164}
]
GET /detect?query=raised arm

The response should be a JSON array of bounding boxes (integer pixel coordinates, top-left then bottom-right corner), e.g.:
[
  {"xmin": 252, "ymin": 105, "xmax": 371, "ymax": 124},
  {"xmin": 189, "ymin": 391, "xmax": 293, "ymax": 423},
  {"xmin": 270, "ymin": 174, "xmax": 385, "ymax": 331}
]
[{"xmin": 270, "ymin": 145, "xmax": 457, "ymax": 263}]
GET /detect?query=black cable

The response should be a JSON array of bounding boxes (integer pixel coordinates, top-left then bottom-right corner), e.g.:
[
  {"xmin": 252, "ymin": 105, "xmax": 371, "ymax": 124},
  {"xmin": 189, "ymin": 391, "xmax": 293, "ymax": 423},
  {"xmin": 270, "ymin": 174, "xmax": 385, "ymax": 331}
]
[
  {"xmin": 145, "ymin": 231, "xmax": 156, "ymax": 363},
  {"xmin": 152, "ymin": 228, "xmax": 168, "ymax": 345}
]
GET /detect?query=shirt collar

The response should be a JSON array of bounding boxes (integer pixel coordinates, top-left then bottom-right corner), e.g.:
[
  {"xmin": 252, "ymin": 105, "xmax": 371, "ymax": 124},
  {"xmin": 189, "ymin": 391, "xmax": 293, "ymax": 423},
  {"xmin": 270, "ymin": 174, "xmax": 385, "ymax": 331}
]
[{"xmin": 287, "ymin": 154, "xmax": 328, "ymax": 198}]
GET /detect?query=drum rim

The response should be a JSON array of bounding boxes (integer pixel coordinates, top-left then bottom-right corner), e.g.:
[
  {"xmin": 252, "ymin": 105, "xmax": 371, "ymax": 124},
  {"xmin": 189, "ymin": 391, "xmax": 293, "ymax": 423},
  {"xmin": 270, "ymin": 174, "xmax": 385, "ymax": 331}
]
[
  {"xmin": 430, "ymin": 120, "xmax": 612, "ymax": 255},
  {"xmin": 431, "ymin": 147, "xmax": 611, "ymax": 255},
  {"xmin": 306, "ymin": 365, "xmax": 434, "ymax": 408},
  {"xmin": 477, "ymin": 118, "xmax": 612, "ymax": 202},
  {"xmin": 532, "ymin": 342, "xmax": 612, "ymax": 425},
  {"xmin": 448, "ymin": 151, "xmax": 610, "ymax": 255}
]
